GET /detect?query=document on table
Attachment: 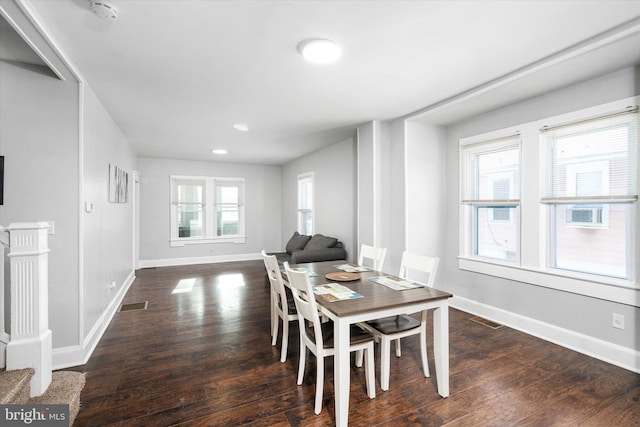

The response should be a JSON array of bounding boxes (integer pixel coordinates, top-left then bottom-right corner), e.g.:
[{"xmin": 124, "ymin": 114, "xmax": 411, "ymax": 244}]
[
  {"xmin": 334, "ymin": 263, "xmax": 370, "ymax": 273},
  {"xmin": 369, "ymin": 276, "xmax": 424, "ymax": 290},
  {"xmin": 313, "ymin": 283, "xmax": 363, "ymax": 302}
]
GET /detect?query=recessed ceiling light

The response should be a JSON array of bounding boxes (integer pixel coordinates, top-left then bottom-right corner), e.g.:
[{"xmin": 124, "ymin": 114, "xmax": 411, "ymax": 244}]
[
  {"xmin": 298, "ymin": 39, "xmax": 341, "ymax": 64},
  {"xmin": 233, "ymin": 123, "xmax": 249, "ymax": 132},
  {"xmin": 211, "ymin": 149, "xmax": 228, "ymax": 155}
]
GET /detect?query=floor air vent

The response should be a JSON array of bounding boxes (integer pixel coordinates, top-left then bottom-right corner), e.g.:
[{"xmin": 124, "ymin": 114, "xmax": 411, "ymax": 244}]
[
  {"xmin": 119, "ymin": 301, "xmax": 148, "ymax": 312},
  {"xmin": 470, "ymin": 316, "xmax": 503, "ymax": 329}
]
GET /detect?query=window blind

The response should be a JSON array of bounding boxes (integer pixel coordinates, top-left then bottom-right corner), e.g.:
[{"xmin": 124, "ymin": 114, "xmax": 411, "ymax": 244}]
[{"xmin": 540, "ymin": 108, "xmax": 638, "ymax": 203}]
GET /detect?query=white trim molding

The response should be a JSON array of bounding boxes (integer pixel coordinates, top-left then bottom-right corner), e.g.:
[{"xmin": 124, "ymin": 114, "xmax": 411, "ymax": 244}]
[
  {"xmin": 450, "ymin": 295, "xmax": 640, "ymax": 374},
  {"xmin": 137, "ymin": 252, "xmax": 262, "ymax": 269},
  {"xmin": 53, "ymin": 270, "xmax": 135, "ymax": 370}
]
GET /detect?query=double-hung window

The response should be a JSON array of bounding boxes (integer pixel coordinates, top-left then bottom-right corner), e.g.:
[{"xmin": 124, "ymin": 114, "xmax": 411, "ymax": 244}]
[
  {"xmin": 460, "ymin": 136, "xmax": 521, "ymax": 262},
  {"xmin": 170, "ymin": 176, "xmax": 245, "ymax": 246},
  {"xmin": 459, "ymin": 100, "xmax": 638, "ymax": 304},
  {"xmin": 298, "ymin": 172, "xmax": 314, "ymax": 235},
  {"xmin": 541, "ymin": 108, "xmax": 638, "ymax": 279}
]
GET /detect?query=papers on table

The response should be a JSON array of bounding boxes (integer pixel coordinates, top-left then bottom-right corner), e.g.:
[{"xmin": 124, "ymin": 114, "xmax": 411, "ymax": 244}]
[
  {"xmin": 281, "ymin": 267, "xmax": 319, "ymax": 277},
  {"xmin": 313, "ymin": 283, "xmax": 363, "ymax": 302},
  {"xmin": 369, "ymin": 276, "xmax": 424, "ymax": 291},
  {"xmin": 334, "ymin": 263, "xmax": 370, "ymax": 273}
]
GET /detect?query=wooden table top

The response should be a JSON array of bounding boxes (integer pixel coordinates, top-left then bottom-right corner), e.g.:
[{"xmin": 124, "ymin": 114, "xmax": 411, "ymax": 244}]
[{"xmin": 288, "ymin": 260, "xmax": 453, "ymax": 318}]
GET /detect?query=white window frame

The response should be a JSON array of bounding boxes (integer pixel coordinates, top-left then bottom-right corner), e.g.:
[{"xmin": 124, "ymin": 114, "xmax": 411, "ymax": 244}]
[
  {"xmin": 170, "ymin": 175, "xmax": 245, "ymax": 247},
  {"xmin": 460, "ymin": 135, "xmax": 521, "ymax": 264},
  {"xmin": 458, "ymin": 97, "xmax": 639, "ymax": 307},
  {"xmin": 297, "ymin": 172, "xmax": 314, "ymax": 235}
]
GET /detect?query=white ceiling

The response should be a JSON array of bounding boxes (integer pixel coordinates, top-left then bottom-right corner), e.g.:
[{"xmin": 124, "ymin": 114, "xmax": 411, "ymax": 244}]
[{"xmin": 6, "ymin": 0, "xmax": 640, "ymax": 165}]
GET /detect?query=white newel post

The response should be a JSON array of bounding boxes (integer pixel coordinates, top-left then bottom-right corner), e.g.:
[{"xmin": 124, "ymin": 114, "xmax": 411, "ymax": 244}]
[{"xmin": 5, "ymin": 222, "xmax": 52, "ymax": 397}]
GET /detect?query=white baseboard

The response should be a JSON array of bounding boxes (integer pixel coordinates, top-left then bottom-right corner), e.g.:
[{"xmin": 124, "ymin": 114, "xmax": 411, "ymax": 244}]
[
  {"xmin": 52, "ymin": 270, "xmax": 136, "ymax": 370},
  {"xmin": 137, "ymin": 252, "xmax": 262, "ymax": 269},
  {"xmin": 451, "ymin": 295, "xmax": 640, "ymax": 374}
]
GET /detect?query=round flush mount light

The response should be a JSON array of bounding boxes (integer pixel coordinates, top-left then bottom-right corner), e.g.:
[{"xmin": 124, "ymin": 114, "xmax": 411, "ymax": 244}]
[
  {"xmin": 298, "ymin": 39, "xmax": 341, "ymax": 64},
  {"xmin": 89, "ymin": 1, "xmax": 118, "ymax": 20},
  {"xmin": 211, "ymin": 149, "xmax": 228, "ymax": 155},
  {"xmin": 233, "ymin": 123, "xmax": 249, "ymax": 132}
]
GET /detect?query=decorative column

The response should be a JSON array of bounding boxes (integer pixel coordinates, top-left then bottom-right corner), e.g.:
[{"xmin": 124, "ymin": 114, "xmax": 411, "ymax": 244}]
[{"xmin": 5, "ymin": 222, "xmax": 52, "ymax": 397}]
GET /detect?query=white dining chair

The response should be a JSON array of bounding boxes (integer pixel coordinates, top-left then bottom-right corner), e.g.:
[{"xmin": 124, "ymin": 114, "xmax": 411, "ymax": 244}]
[
  {"xmin": 284, "ymin": 262, "xmax": 376, "ymax": 414},
  {"xmin": 262, "ymin": 250, "xmax": 298, "ymax": 363},
  {"xmin": 361, "ymin": 251, "xmax": 440, "ymax": 391},
  {"xmin": 358, "ymin": 244, "xmax": 387, "ymax": 271}
]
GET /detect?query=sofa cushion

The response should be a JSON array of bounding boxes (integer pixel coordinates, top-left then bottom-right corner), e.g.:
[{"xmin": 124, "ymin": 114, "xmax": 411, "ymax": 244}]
[
  {"xmin": 286, "ymin": 232, "xmax": 311, "ymax": 254},
  {"xmin": 304, "ymin": 234, "xmax": 338, "ymax": 251}
]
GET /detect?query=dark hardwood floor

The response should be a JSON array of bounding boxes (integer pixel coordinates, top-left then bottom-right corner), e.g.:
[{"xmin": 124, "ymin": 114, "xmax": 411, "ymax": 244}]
[{"xmin": 69, "ymin": 261, "xmax": 640, "ymax": 426}]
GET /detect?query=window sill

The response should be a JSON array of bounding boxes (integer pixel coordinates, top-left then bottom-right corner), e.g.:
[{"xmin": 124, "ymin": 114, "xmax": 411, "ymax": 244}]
[
  {"xmin": 170, "ymin": 236, "xmax": 246, "ymax": 247},
  {"xmin": 458, "ymin": 256, "xmax": 639, "ymax": 307}
]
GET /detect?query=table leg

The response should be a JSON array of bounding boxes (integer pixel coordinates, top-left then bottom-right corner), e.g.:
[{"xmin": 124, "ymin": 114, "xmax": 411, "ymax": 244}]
[
  {"xmin": 432, "ymin": 304, "xmax": 449, "ymax": 397},
  {"xmin": 334, "ymin": 318, "xmax": 350, "ymax": 427}
]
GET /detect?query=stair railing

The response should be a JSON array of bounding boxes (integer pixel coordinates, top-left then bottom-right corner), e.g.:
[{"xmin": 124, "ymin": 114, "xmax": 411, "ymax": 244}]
[{"xmin": 2, "ymin": 222, "xmax": 52, "ymax": 397}]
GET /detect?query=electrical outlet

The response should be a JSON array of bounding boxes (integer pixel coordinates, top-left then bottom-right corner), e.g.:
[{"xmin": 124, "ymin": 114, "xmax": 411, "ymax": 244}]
[
  {"xmin": 612, "ymin": 313, "xmax": 625, "ymax": 330},
  {"xmin": 110, "ymin": 281, "xmax": 117, "ymax": 289}
]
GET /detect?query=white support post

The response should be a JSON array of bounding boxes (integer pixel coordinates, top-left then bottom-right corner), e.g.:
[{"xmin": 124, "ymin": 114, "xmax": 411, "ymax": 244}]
[{"xmin": 5, "ymin": 222, "xmax": 52, "ymax": 397}]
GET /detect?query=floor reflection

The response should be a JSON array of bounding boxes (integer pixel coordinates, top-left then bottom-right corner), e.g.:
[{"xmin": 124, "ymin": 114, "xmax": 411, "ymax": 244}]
[{"xmin": 215, "ymin": 273, "xmax": 246, "ymax": 316}]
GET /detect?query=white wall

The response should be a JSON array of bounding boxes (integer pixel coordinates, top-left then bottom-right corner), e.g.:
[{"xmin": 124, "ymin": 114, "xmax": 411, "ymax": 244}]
[
  {"xmin": 405, "ymin": 122, "xmax": 446, "ymax": 264},
  {"xmin": 282, "ymin": 137, "xmax": 356, "ymax": 260},
  {"xmin": 81, "ymin": 84, "xmax": 137, "ymax": 346},
  {"xmin": 441, "ymin": 66, "xmax": 640, "ymax": 366},
  {"xmin": 0, "ymin": 60, "xmax": 140, "ymax": 368},
  {"xmin": 137, "ymin": 157, "xmax": 281, "ymax": 265},
  {"xmin": 0, "ymin": 61, "xmax": 80, "ymax": 348}
]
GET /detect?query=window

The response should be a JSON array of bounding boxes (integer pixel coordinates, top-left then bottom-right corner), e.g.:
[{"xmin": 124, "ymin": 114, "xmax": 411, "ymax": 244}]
[
  {"xmin": 170, "ymin": 176, "xmax": 245, "ymax": 246},
  {"xmin": 541, "ymin": 109, "xmax": 637, "ymax": 279},
  {"xmin": 298, "ymin": 172, "xmax": 313, "ymax": 235},
  {"xmin": 460, "ymin": 136, "xmax": 520, "ymax": 262},
  {"xmin": 216, "ymin": 182, "xmax": 241, "ymax": 237},
  {"xmin": 175, "ymin": 180, "xmax": 205, "ymax": 238},
  {"xmin": 459, "ymin": 99, "xmax": 638, "ymax": 305}
]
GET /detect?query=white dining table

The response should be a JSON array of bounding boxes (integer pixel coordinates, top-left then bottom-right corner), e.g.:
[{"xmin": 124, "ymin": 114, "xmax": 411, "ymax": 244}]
[{"xmin": 288, "ymin": 261, "xmax": 452, "ymax": 427}]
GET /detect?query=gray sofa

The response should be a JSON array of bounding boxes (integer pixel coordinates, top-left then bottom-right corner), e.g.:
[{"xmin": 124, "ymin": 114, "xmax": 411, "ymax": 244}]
[{"xmin": 270, "ymin": 232, "xmax": 347, "ymax": 264}]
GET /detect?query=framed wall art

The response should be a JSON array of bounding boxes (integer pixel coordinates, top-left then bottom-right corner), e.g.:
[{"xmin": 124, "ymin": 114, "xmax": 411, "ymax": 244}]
[{"xmin": 109, "ymin": 163, "xmax": 128, "ymax": 203}]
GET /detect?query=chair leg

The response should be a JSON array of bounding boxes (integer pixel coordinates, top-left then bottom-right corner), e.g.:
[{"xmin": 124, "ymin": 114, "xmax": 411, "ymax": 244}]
[
  {"xmin": 365, "ymin": 346, "xmax": 376, "ymax": 398},
  {"xmin": 420, "ymin": 313, "xmax": 430, "ymax": 378},
  {"xmin": 420, "ymin": 326, "xmax": 430, "ymax": 378},
  {"xmin": 395, "ymin": 338, "xmax": 402, "ymax": 357},
  {"xmin": 355, "ymin": 349, "xmax": 363, "ymax": 367},
  {"xmin": 271, "ymin": 314, "xmax": 279, "ymax": 346},
  {"xmin": 270, "ymin": 291, "xmax": 276, "ymax": 337},
  {"xmin": 380, "ymin": 336, "xmax": 391, "ymax": 391},
  {"xmin": 297, "ymin": 342, "xmax": 306, "ymax": 385},
  {"xmin": 280, "ymin": 318, "xmax": 289, "ymax": 363},
  {"xmin": 315, "ymin": 356, "xmax": 324, "ymax": 414}
]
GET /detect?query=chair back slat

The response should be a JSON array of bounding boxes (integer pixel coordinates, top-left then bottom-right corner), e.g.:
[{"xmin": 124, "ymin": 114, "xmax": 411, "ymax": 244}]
[
  {"xmin": 399, "ymin": 251, "xmax": 440, "ymax": 287},
  {"xmin": 284, "ymin": 262, "xmax": 324, "ymax": 348},
  {"xmin": 358, "ymin": 244, "xmax": 387, "ymax": 271}
]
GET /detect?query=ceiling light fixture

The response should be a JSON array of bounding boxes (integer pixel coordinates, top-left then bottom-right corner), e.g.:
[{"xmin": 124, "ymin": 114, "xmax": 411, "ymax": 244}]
[
  {"xmin": 211, "ymin": 149, "xmax": 228, "ymax": 155},
  {"xmin": 298, "ymin": 39, "xmax": 341, "ymax": 64},
  {"xmin": 233, "ymin": 123, "xmax": 249, "ymax": 132},
  {"xmin": 89, "ymin": 1, "xmax": 118, "ymax": 20}
]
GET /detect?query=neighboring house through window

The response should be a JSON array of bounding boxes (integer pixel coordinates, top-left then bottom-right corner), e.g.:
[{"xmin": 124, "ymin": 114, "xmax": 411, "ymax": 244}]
[{"xmin": 541, "ymin": 111, "xmax": 636, "ymax": 279}]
